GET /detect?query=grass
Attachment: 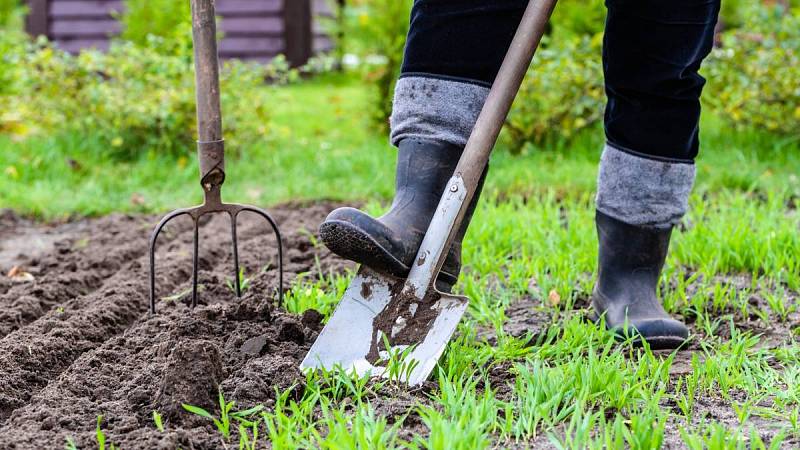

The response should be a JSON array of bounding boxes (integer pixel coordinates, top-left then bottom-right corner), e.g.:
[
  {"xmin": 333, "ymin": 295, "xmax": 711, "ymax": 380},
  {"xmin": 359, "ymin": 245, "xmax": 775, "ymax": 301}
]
[{"xmin": 5, "ymin": 73, "xmax": 800, "ymax": 448}]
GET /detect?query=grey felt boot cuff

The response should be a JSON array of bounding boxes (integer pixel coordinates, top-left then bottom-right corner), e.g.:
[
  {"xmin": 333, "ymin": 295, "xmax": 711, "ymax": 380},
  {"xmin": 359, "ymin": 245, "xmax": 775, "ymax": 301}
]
[
  {"xmin": 596, "ymin": 144, "xmax": 696, "ymax": 229},
  {"xmin": 390, "ymin": 76, "xmax": 490, "ymax": 148}
]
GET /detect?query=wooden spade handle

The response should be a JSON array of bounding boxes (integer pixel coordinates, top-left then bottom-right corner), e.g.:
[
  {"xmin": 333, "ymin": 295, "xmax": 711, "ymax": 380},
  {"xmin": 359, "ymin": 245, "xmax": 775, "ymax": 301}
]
[{"xmin": 191, "ymin": 0, "xmax": 225, "ymax": 187}]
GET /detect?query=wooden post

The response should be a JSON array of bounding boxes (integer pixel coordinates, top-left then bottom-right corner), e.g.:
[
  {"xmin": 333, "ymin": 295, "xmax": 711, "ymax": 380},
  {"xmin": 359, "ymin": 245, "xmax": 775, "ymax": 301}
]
[
  {"xmin": 25, "ymin": 0, "xmax": 49, "ymax": 37},
  {"xmin": 283, "ymin": 0, "xmax": 312, "ymax": 67},
  {"xmin": 335, "ymin": 0, "xmax": 346, "ymax": 70}
]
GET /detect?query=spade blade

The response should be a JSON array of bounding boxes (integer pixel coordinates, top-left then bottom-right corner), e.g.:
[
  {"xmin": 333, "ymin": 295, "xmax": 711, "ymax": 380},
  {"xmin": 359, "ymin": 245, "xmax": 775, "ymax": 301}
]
[{"xmin": 300, "ymin": 266, "xmax": 469, "ymax": 386}]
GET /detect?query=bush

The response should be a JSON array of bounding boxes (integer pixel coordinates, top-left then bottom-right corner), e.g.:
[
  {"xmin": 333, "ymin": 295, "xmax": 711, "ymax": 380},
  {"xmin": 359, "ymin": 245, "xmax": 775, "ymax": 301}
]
[
  {"xmin": 119, "ymin": 0, "xmax": 192, "ymax": 52},
  {"xmin": 504, "ymin": 34, "xmax": 605, "ymax": 152},
  {"xmin": 703, "ymin": 4, "xmax": 800, "ymax": 135},
  {"xmin": 550, "ymin": 0, "xmax": 606, "ymax": 39},
  {"xmin": 340, "ymin": 0, "xmax": 412, "ymax": 131},
  {"xmin": 1, "ymin": 36, "xmax": 284, "ymax": 160},
  {"xmin": 0, "ymin": 0, "xmax": 23, "ymax": 31}
]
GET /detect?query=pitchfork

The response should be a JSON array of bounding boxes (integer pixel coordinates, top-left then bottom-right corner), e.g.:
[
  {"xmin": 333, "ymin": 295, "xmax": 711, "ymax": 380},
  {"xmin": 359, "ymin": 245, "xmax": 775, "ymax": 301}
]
[{"xmin": 148, "ymin": 0, "xmax": 283, "ymax": 314}]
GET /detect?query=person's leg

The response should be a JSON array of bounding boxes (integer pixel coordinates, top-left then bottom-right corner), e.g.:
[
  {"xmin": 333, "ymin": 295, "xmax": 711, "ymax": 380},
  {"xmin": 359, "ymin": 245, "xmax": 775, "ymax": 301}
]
[
  {"xmin": 321, "ymin": 0, "xmax": 527, "ymax": 291},
  {"xmin": 593, "ymin": 0, "xmax": 720, "ymax": 348}
]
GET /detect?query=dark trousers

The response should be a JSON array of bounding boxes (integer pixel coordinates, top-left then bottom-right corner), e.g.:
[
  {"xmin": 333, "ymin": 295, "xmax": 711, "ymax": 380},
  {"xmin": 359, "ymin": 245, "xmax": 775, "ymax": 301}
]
[{"xmin": 400, "ymin": 0, "xmax": 721, "ymax": 162}]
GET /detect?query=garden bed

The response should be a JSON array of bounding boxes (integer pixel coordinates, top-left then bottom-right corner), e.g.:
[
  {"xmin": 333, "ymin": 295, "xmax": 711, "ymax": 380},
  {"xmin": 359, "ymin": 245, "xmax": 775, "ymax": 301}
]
[
  {"xmin": 0, "ymin": 201, "xmax": 798, "ymax": 448},
  {"xmin": 0, "ymin": 203, "xmax": 353, "ymax": 448}
]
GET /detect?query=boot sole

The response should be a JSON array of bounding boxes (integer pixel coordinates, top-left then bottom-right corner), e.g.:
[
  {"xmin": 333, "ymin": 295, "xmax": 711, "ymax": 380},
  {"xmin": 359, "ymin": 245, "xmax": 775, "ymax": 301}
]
[
  {"xmin": 588, "ymin": 311, "xmax": 688, "ymax": 351},
  {"xmin": 320, "ymin": 219, "xmax": 410, "ymax": 278},
  {"xmin": 319, "ymin": 219, "xmax": 458, "ymax": 287},
  {"xmin": 634, "ymin": 336, "xmax": 688, "ymax": 351}
]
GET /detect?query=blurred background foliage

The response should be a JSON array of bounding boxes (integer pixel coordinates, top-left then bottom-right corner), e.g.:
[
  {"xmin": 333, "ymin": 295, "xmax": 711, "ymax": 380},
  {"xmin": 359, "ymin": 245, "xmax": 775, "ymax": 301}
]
[
  {"xmin": 118, "ymin": 0, "xmax": 191, "ymax": 51},
  {"xmin": 704, "ymin": 3, "xmax": 800, "ymax": 135},
  {"xmin": 0, "ymin": 0, "xmax": 296, "ymax": 159},
  {"xmin": 0, "ymin": 0, "xmax": 798, "ymax": 161}
]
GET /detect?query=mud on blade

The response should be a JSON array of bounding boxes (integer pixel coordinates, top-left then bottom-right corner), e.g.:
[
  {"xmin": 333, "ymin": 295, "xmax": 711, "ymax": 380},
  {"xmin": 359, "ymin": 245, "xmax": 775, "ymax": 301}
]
[{"xmin": 300, "ymin": 267, "xmax": 469, "ymax": 386}]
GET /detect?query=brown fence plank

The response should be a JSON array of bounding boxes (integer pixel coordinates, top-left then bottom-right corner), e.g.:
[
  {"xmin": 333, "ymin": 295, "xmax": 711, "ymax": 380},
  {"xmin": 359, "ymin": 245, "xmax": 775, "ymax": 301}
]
[
  {"xmin": 218, "ymin": 36, "xmax": 284, "ymax": 55},
  {"xmin": 313, "ymin": 36, "xmax": 332, "ymax": 52},
  {"xmin": 54, "ymin": 38, "xmax": 110, "ymax": 53},
  {"xmin": 220, "ymin": 16, "xmax": 284, "ymax": 36},
  {"xmin": 25, "ymin": 0, "xmax": 49, "ymax": 36},
  {"xmin": 216, "ymin": 0, "xmax": 282, "ymax": 16},
  {"xmin": 50, "ymin": 1, "xmax": 124, "ymax": 19},
  {"xmin": 27, "ymin": 0, "xmax": 332, "ymax": 63},
  {"xmin": 50, "ymin": 19, "xmax": 120, "ymax": 38}
]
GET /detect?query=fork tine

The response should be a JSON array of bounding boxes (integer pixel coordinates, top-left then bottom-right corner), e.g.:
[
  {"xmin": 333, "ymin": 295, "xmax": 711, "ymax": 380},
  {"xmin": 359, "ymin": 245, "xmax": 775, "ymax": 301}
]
[
  {"xmin": 230, "ymin": 213, "xmax": 241, "ymax": 298},
  {"xmin": 149, "ymin": 209, "xmax": 191, "ymax": 314},
  {"xmin": 191, "ymin": 218, "xmax": 200, "ymax": 308},
  {"xmin": 238, "ymin": 206, "xmax": 284, "ymax": 305}
]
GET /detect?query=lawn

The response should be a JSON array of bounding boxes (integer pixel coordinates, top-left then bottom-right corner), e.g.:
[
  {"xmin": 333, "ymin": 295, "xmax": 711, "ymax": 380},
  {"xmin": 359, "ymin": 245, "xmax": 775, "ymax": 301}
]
[{"xmin": 2, "ymin": 74, "xmax": 800, "ymax": 448}]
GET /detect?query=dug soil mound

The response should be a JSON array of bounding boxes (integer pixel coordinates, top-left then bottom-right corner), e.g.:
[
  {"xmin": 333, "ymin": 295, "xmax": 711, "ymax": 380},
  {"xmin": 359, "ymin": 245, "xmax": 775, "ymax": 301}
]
[{"xmin": 0, "ymin": 202, "xmax": 353, "ymax": 449}]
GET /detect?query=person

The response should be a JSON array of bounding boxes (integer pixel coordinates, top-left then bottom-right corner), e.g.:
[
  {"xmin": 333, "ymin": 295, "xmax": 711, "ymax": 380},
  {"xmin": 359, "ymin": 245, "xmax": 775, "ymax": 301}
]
[{"xmin": 318, "ymin": 0, "xmax": 721, "ymax": 350}]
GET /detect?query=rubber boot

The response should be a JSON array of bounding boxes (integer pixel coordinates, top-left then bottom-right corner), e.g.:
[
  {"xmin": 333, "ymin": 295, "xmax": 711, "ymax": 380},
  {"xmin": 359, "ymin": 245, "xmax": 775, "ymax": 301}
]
[
  {"xmin": 319, "ymin": 138, "xmax": 486, "ymax": 292},
  {"xmin": 591, "ymin": 210, "xmax": 689, "ymax": 349}
]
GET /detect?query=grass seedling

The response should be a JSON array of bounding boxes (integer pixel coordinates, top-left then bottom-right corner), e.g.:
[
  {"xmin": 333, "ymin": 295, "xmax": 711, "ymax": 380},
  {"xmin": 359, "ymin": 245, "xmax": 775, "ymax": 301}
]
[
  {"xmin": 261, "ymin": 385, "xmax": 319, "ymax": 448},
  {"xmin": 161, "ymin": 284, "xmax": 205, "ymax": 303},
  {"xmin": 749, "ymin": 427, "xmax": 786, "ymax": 450},
  {"xmin": 674, "ymin": 359, "xmax": 701, "ymax": 419},
  {"xmin": 226, "ymin": 267, "xmax": 252, "ymax": 294},
  {"xmin": 96, "ymin": 415, "xmax": 119, "ymax": 450},
  {"xmin": 317, "ymin": 401, "xmax": 404, "ymax": 450},
  {"xmin": 764, "ymin": 287, "xmax": 795, "ymax": 322},
  {"xmin": 380, "ymin": 333, "xmax": 421, "ymax": 384},
  {"xmin": 65, "ymin": 437, "xmax": 78, "ymax": 450},
  {"xmin": 182, "ymin": 391, "xmax": 264, "ymax": 442},
  {"xmin": 238, "ymin": 422, "xmax": 259, "ymax": 450},
  {"xmin": 315, "ymin": 364, "xmax": 376, "ymax": 404},
  {"xmin": 152, "ymin": 410, "xmax": 165, "ymax": 432},
  {"xmin": 732, "ymin": 398, "xmax": 755, "ymax": 424},
  {"xmin": 547, "ymin": 404, "xmax": 601, "ymax": 450}
]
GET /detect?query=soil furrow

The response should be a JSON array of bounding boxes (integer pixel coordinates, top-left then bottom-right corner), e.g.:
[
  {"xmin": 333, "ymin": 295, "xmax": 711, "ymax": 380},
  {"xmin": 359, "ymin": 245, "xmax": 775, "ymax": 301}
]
[
  {"xmin": 0, "ymin": 297, "xmax": 322, "ymax": 449},
  {"xmin": 0, "ymin": 203, "xmax": 349, "ymax": 444},
  {"xmin": 0, "ymin": 243, "xmax": 195, "ymax": 425},
  {"xmin": 0, "ymin": 214, "xmax": 189, "ymax": 338}
]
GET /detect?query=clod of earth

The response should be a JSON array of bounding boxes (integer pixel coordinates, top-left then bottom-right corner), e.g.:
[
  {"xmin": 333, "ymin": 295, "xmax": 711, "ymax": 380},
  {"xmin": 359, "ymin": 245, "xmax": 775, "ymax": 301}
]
[{"xmin": 366, "ymin": 281, "xmax": 442, "ymax": 364}]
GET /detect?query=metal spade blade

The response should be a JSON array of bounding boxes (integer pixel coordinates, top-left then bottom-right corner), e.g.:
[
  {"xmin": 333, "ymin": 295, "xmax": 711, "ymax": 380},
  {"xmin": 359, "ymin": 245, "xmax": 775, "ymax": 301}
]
[{"xmin": 300, "ymin": 267, "xmax": 468, "ymax": 386}]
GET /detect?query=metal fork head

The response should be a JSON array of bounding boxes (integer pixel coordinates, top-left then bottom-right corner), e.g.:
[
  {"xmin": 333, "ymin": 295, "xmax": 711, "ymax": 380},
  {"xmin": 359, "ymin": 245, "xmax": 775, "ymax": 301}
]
[{"xmin": 148, "ymin": 142, "xmax": 283, "ymax": 314}]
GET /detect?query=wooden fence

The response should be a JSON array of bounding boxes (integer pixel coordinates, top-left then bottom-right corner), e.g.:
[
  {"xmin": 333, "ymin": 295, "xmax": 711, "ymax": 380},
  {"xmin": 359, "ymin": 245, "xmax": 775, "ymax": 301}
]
[{"xmin": 24, "ymin": 0, "xmax": 334, "ymax": 66}]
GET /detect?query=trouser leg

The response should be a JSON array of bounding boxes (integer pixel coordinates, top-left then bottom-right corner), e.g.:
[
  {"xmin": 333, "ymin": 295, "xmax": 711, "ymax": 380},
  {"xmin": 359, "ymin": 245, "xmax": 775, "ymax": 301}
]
[
  {"xmin": 322, "ymin": 1, "xmax": 523, "ymax": 288},
  {"xmin": 390, "ymin": 0, "xmax": 528, "ymax": 147},
  {"xmin": 593, "ymin": 0, "xmax": 721, "ymax": 349},
  {"xmin": 597, "ymin": 0, "xmax": 720, "ymax": 228}
]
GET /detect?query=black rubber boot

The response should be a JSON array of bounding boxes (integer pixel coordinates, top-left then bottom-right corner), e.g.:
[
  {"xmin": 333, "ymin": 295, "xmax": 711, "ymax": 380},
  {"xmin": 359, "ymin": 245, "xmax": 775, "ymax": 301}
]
[
  {"xmin": 591, "ymin": 210, "xmax": 689, "ymax": 349},
  {"xmin": 319, "ymin": 138, "xmax": 486, "ymax": 292}
]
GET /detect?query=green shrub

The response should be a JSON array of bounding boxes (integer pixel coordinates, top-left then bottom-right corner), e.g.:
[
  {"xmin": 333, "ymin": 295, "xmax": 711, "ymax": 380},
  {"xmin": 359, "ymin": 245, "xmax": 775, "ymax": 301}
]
[
  {"xmin": 703, "ymin": 4, "xmax": 800, "ymax": 135},
  {"xmin": 0, "ymin": 0, "xmax": 22, "ymax": 29},
  {"xmin": 504, "ymin": 34, "xmax": 605, "ymax": 152},
  {"xmin": 550, "ymin": 0, "xmax": 606, "ymax": 39},
  {"xmin": 341, "ymin": 0, "xmax": 412, "ymax": 131},
  {"xmin": 1, "ymin": 36, "xmax": 282, "ymax": 160},
  {"xmin": 119, "ymin": 0, "xmax": 192, "ymax": 52}
]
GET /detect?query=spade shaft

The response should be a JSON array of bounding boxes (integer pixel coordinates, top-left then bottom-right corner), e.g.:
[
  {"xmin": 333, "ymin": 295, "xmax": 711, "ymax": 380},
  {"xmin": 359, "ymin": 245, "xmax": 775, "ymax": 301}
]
[
  {"xmin": 404, "ymin": 0, "xmax": 558, "ymax": 299},
  {"xmin": 192, "ymin": 0, "xmax": 225, "ymax": 188}
]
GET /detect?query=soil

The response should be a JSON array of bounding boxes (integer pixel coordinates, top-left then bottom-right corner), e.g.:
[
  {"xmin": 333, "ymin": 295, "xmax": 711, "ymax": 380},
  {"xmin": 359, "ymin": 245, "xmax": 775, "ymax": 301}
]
[
  {"xmin": 0, "ymin": 205, "xmax": 797, "ymax": 448},
  {"xmin": 0, "ymin": 202, "xmax": 354, "ymax": 449},
  {"xmin": 366, "ymin": 281, "xmax": 442, "ymax": 363}
]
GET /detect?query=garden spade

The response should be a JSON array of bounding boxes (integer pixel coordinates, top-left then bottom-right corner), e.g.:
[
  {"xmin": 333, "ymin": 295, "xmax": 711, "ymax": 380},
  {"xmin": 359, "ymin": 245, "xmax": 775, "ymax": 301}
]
[
  {"xmin": 301, "ymin": 0, "xmax": 558, "ymax": 385},
  {"xmin": 147, "ymin": 0, "xmax": 283, "ymax": 313}
]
